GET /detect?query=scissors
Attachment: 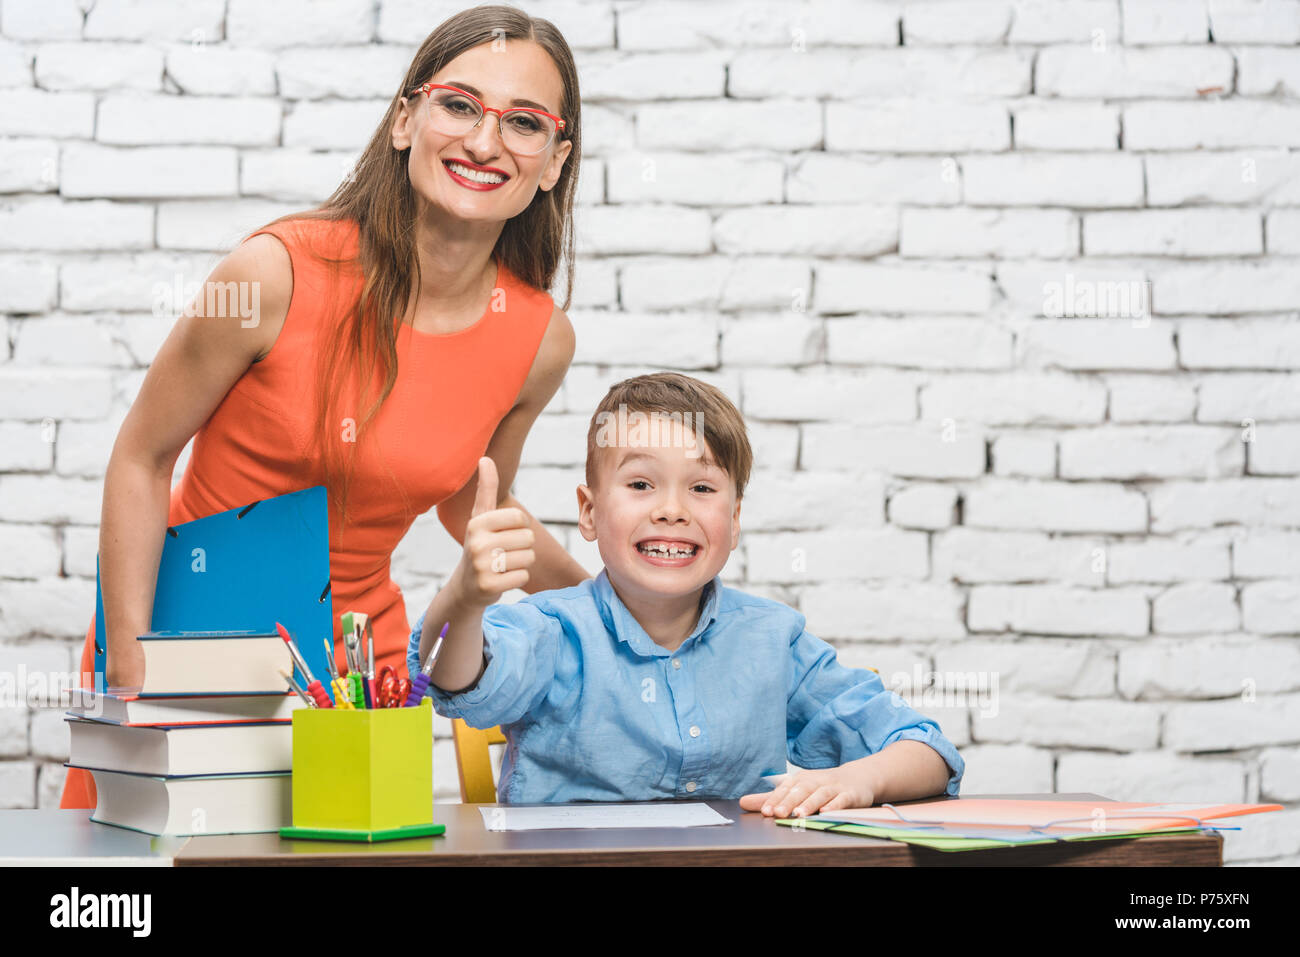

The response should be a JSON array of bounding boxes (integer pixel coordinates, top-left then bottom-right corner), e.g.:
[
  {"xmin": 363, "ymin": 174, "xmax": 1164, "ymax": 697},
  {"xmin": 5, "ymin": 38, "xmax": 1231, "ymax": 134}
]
[{"xmin": 375, "ymin": 666, "xmax": 411, "ymax": 708}]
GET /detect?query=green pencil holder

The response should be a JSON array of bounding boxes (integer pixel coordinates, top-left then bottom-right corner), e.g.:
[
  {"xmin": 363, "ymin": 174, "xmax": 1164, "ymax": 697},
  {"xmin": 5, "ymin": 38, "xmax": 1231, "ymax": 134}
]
[{"xmin": 279, "ymin": 699, "xmax": 444, "ymax": 842}]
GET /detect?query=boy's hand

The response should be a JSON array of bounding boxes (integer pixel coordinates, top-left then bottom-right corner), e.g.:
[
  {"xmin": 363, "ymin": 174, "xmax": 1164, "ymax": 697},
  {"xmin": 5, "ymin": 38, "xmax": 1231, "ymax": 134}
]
[
  {"xmin": 455, "ymin": 456, "xmax": 535, "ymax": 608},
  {"xmin": 739, "ymin": 764, "xmax": 877, "ymax": 818}
]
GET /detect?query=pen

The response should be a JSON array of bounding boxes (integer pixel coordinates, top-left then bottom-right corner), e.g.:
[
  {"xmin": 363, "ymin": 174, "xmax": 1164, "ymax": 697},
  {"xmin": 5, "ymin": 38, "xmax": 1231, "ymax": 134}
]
[
  {"xmin": 405, "ymin": 621, "xmax": 449, "ymax": 706},
  {"xmin": 364, "ymin": 619, "xmax": 377, "ymax": 709},
  {"xmin": 279, "ymin": 668, "xmax": 315, "ymax": 708},
  {"xmin": 275, "ymin": 622, "xmax": 333, "ymax": 708}
]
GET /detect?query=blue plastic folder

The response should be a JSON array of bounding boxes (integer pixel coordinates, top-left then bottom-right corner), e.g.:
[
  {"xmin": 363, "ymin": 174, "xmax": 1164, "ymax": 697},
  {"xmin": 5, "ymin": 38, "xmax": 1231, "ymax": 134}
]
[{"xmin": 94, "ymin": 486, "xmax": 333, "ymax": 695}]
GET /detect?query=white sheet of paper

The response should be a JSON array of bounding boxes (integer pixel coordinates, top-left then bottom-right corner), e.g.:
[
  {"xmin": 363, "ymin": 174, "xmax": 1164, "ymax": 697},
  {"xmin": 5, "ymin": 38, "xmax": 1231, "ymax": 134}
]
[{"xmin": 479, "ymin": 802, "xmax": 734, "ymax": 831}]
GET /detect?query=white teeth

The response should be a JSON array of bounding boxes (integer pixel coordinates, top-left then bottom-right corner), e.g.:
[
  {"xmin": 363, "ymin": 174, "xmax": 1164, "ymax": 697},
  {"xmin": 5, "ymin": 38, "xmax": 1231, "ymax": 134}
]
[
  {"xmin": 638, "ymin": 543, "xmax": 696, "ymax": 557},
  {"xmin": 447, "ymin": 161, "xmax": 505, "ymax": 184}
]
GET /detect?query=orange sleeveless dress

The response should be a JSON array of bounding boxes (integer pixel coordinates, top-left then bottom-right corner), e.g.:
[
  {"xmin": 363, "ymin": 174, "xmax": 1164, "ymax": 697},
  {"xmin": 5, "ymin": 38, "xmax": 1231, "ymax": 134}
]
[{"xmin": 60, "ymin": 216, "xmax": 555, "ymax": 809}]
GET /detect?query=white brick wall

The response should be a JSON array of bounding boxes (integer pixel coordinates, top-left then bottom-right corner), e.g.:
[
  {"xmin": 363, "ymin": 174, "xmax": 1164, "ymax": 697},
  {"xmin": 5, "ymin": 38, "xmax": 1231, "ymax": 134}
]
[{"xmin": 1, "ymin": 0, "xmax": 1296, "ymax": 861}]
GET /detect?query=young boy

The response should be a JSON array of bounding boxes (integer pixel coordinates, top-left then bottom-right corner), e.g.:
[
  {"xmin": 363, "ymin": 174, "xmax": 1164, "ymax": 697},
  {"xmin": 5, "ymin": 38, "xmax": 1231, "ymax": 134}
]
[{"xmin": 408, "ymin": 372, "xmax": 964, "ymax": 816}]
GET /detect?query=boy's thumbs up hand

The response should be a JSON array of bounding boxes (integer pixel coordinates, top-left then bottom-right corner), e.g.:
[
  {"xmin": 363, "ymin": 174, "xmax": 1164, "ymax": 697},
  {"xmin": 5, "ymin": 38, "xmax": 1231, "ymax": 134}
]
[{"xmin": 457, "ymin": 456, "xmax": 535, "ymax": 608}]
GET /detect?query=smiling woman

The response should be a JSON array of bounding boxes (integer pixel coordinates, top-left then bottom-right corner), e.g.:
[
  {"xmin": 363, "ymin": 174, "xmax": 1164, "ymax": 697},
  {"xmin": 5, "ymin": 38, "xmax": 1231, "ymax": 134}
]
[{"xmin": 60, "ymin": 5, "xmax": 590, "ymax": 810}]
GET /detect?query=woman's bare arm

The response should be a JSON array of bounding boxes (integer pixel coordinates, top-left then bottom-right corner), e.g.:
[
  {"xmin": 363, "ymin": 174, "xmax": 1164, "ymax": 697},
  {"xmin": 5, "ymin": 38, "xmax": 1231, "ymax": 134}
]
[{"xmin": 99, "ymin": 233, "xmax": 291, "ymax": 688}]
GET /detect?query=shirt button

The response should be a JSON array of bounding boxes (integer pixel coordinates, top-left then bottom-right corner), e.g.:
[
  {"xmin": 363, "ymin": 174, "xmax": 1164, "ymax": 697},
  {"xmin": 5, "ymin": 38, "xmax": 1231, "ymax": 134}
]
[
  {"xmin": 685, "ymin": 781, "xmax": 697, "ymax": 792},
  {"xmin": 689, "ymin": 725, "xmax": 700, "ymax": 737},
  {"xmin": 672, "ymin": 659, "xmax": 681, "ymax": 670}
]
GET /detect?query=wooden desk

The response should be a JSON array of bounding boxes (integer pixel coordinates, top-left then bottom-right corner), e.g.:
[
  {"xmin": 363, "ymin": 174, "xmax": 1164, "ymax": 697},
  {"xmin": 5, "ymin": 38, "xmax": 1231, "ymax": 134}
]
[{"xmin": 171, "ymin": 793, "xmax": 1223, "ymax": 866}]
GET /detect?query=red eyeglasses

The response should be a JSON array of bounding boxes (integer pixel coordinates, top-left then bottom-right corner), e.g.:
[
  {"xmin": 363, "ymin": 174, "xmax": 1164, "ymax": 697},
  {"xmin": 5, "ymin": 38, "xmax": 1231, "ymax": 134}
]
[{"xmin": 409, "ymin": 83, "xmax": 566, "ymax": 156}]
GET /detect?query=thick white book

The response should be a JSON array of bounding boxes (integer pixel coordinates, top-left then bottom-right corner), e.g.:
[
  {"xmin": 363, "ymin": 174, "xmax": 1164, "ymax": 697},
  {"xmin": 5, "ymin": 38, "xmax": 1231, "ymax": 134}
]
[
  {"xmin": 67, "ymin": 718, "xmax": 292, "ymax": 776},
  {"xmin": 66, "ymin": 688, "xmax": 301, "ymax": 726},
  {"xmin": 87, "ymin": 768, "xmax": 292, "ymax": 836}
]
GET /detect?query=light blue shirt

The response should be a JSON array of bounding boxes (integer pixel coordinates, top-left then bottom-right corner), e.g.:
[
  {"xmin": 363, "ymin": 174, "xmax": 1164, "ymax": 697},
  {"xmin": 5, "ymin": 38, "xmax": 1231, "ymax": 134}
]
[{"xmin": 407, "ymin": 568, "xmax": 964, "ymax": 804}]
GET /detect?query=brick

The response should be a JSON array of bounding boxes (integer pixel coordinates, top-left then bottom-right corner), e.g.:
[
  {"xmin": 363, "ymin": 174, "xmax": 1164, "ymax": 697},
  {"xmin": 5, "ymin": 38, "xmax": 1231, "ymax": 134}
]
[
  {"xmin": 577, "ymin": 205, "xmax": 711, "ymax": 256},
  {"xmin": 719, "ymin": 261, "xmax": 815, "ymax": 312},
  {"xmin": 901, "ymin": 208, "xmax": 1077, "ymax": 258},
  {"xmin": 0, "ymin": 39, "xmax": 32, "ymax": 86},
  {"xmin": 1248, "ymin": 423, "xmax": 1300, "ymax": 474},
  {"xmin": 0, "ymin": 525, "xmax": 60, "ymax": 577},
  {"xmin": 1009, "ymin": 0, "xmax": 1121, "ymax": 42},
  {"xmin": 1107, "ymin": 374, "xmax": 1197, "ymax": 422},
  {"xmin": 962, "ymin": 154, "xmax": 1144, "ymax": 207},
  {"xmin": 0, "ymin": 90, "xmax": 93, "ymax": 137},
  {"xmin": 1207, "ymin": 0, "xmax": 1300, "ymax": 42},
  {"xmin": 610, "ymin": 153, "xmax": 784, "ymax": 206},
  {"xmin": 887, "ymin": 483, "xmax": 958, "ymax": 529},
  {"xmin": 745, "ymin": 529, "xmax": 928, "ymax": 583},
  {"xmin": 937, "ymin": 640, "xmax": 1114, "ymax": 697},
  {"xmin": 1234, "ymin": 531, "xmax": 1300, "ymax": 578},
  {"xmin": 1178, "ymin": 317, "xmax": 1300, "ymax": 365},
  {"xmin": 1242, "ymin": 580, "xmax": 1300, "ymax": 634},
  {"xmin": 990, "ymin": 432, "xmax": 1057, "ymax": 477},
  {"xmin": 1106, "ymin": 538, "xmax": 1232, "ymax": 584},
  {"xmin": 1018, "ymin": 320, "xmax": 1176, "ymax": 371},
  {"xmin": 998, "ymin": 261, "xmax": 1150, "ymax": 317},
  {"xmin": 61, "ymin": 143, "xmax": 237, "ymax": 198},
  {"xmin": 932, "ymin": 528, "xmax": 1108, "ymax": 585},
  {"xmin": 0, "ymin": 761, "xmax": 35, "ymax": 808},
  {"xmin": 0, "ymin": 421, "xmax": 53, "ymax": 471},
  {"xmin": 801, "ymin": 582, "xmax": 966, "ymax": 640},
  {"xmin": 1038, "ymin": 45, "xmax": 1232, "ymax": 97},
  {"xmin": 276, "ymin": 45, "xmax": 412, "ymax": 100},
  {"xmin": 827, "ymin": 319, "xmax": 1013, "ymax": 370},
  {"xmin": 0, "ymin": 256, "xmax": 56, "ymax": 312},
  {"xmin": 1126, "ymin": 101, "xmax": 1300, "ymax": 149},
  {"xmin": 1260, "ymin": 747, "xmax": 1300, "ymax": 801},
  {"xmin": 34, "ymin": 42, "xmax": 163, "ymax": 91},
  {"xmin": 0, "ymin": 578, "xmax": 96, "ymax": 642},
  {"xmin": 0, "ymin": 197, "xmax": 152, "ymax": 251},
  {"xmin": 1, "ymin": 0, "xmax": 82, "ymax": 40},
  {"xmin": 1084, "ymin": 209, "xmax": 1263, "ymax": 256},
  {"xmin": 788, "ymin": 155, "xmax": 961, "ymax": 205},
  {"xmin": 729, "ymin": 47, "xmax": 1033, "ymax": 98},
  {"xmin": 741, "ymin": 471, "xmax": 886, "ymax": 530},
  {"xmin": 826, "ymin": 101, "xmax": 1010, "ymax": 152},
  {"xmin": 1238, "ymin": 46, "xmax": 1300, "ymax": 96},
  {"xmin": 1059, "ymin": 426, "xmax": 1243, "ymax": 480},
  {"xmin": 1266, "ymin": 209, "xmax": 1300, "ymax": 254},
  {"xmin": 239, "ymin": 148, "xmax": 357, "ymax": 201},
  {"xmin": 164, "ymin": 45, "xmax": 276, "ymax": 96},
  {"xmin": 635, "ymin": 99, "xmax": 821, "ymax": 152},
  {"xmin": 56, "ymin": 415, "xmax": 125, "ymax": 477},
  {"xmin": 569, "ymin": 310, "xmax": 717, "ymax": 368},
  {"xmin": 742, "ymin": 368, "xmax": 917, "ymax": 422},
  {"xmin": 98, "ymin": 93, "xmax": 281, "ymax": 146},
  {"xmin": 1152, "ymin": 582, "xmax": 1240, "ymax": 633},
  {"xmin": 720, "ymin": 315, "xmax": 822, "ymax": 366},
  {"xmin": 12, "ymin": 316, "xmax": 130, "ymax": 367},
  {"xmin": 227, "ymin": 0, "xmax": 373, "ymax": 46},
  {"xmin": 1146, "ymin": 150, "xmax": 1300, "ymax": 205},
  {"xmin": 816, "ymin": 262, "xmax": 994, "ymax": 314},
  {"xmin": 955, "ymin": 744, "xmax": 1054, "ymax": 793},
  {"xmin": 0, "ymin": 138, "xmax": 58, "ymax": 193},
  {"xmin": 715, "ymin": 205, "xmax": 898, "ymax": 257},
  {"xmin": 1011, "ymin": 102, "xmax": 1120, "ymax": 150},
  {"xmin": 0, "ymin": 369, "xmax": 112, "ymax": 420},
  {"xmin": 747, "ymin": 422, "xmax": 799, "ymax": 471},
  {"xmin": 969, "ymin": 584, "xmax": 1150, "ymax": 637},
  {"xmin": 1165, "ymin": 693, "xmax": 1300, "ymax": 750},
  {"xmin": 578, "ymin": 51, "xmax": 728, "ymax": 100},
  {"xmin": 964, "ymin": 479, "xmax": 1148, "ymax": 533},
  {"xmin": 904, "ymin": 1, "xmax": 1014, "ymax": 43},
  {"xmin": 921, "ymin": 372, "xmax": 1107, "ymax": 425},
  {"xmin": 156, "ymin": 199, "xmax": 300, "ymax": 250},
  {"xmin": 1121, "ymin": 0, "xmax": 1211, "ymax": 42},
  {"xmin": 619, "ymin": 258, "xmax": 724, "ymax": 310},
  {"xmin": 61, "ymin": 251, "xmax": 223, "ymax": 312},
  {"xmin": 84, "ymin": 0, "xmax": 226, "ymax": 42},
  {"xmin": 1120, "ymin": 637, "xmax": 1300, "ymax": 699},
  {"xmin": 29, "ymin": 709, "xmax": 69, "ymax": 760},
  {"xmin": 283, "ymin": 99, "xmax": 389, "ymax": 149},
  {"xmin": 803, "ymin": 424, "xmax": 986, "ymax": 477},
  {"xmin": 971, "ymin": 697, "xmax": 1160, "ymax": 749},
  {"xmin": 61, "ymin": 525, "xmax": 99, "ymax": 578},
  {"xmin": 1150, "ymin": 478, "xmax": 1300, "ymax": 531},
  {"xmin": 1059, "ymin": 752, "xmax": 1245, "ymax": 802},
  {"xmin": 620, "ymin": 0, "xmax": 896, "ymax": 50}
]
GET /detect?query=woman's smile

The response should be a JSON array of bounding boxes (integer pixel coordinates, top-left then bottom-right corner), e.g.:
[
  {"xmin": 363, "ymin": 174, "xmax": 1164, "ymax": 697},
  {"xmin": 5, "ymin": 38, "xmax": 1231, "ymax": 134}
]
[{"xmin": 443, "ymin": 158, "xmax": 511, "ymax": 190}]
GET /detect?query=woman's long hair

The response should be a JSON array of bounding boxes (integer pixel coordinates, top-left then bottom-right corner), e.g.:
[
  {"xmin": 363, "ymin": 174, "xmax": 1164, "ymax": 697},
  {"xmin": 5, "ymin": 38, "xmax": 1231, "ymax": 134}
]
[{"xmin": 256, "ymin": 5, "xmax": 580, "ymax": 527}]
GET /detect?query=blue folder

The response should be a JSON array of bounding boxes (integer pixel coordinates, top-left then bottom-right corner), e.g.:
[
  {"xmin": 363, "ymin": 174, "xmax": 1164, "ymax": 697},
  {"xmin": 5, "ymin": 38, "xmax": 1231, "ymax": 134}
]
[{"xmin": 94, "ymin": 486, "xmax": 333, "ymax": 695}]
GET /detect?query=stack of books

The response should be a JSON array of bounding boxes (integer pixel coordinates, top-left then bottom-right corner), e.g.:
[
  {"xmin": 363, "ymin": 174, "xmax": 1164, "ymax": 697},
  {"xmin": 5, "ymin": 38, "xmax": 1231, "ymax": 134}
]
[{"xmin": 66, "ymin": 629, "xmax": 305, "ymax": 836}]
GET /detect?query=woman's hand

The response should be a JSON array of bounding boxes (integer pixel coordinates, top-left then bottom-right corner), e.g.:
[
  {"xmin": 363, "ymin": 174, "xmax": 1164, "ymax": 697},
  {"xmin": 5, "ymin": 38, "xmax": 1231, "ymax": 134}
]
[
  {"xmin": 105, "ymin": 636, "xmax": 146, "ymax": 691},
  {"xmin": 453, "ymin": 456, "xmax": 536, "ymax": 608},
  {"xmin": 739, "ymin": 764, "xmax": 878, "ymax": 818}
]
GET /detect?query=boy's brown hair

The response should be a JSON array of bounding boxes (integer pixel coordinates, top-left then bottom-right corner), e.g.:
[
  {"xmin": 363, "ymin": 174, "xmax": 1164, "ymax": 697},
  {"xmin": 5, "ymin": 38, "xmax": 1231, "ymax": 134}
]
[{"xmin": 585, "ymin": 372, "xmax": 753, "ymax": 498}]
